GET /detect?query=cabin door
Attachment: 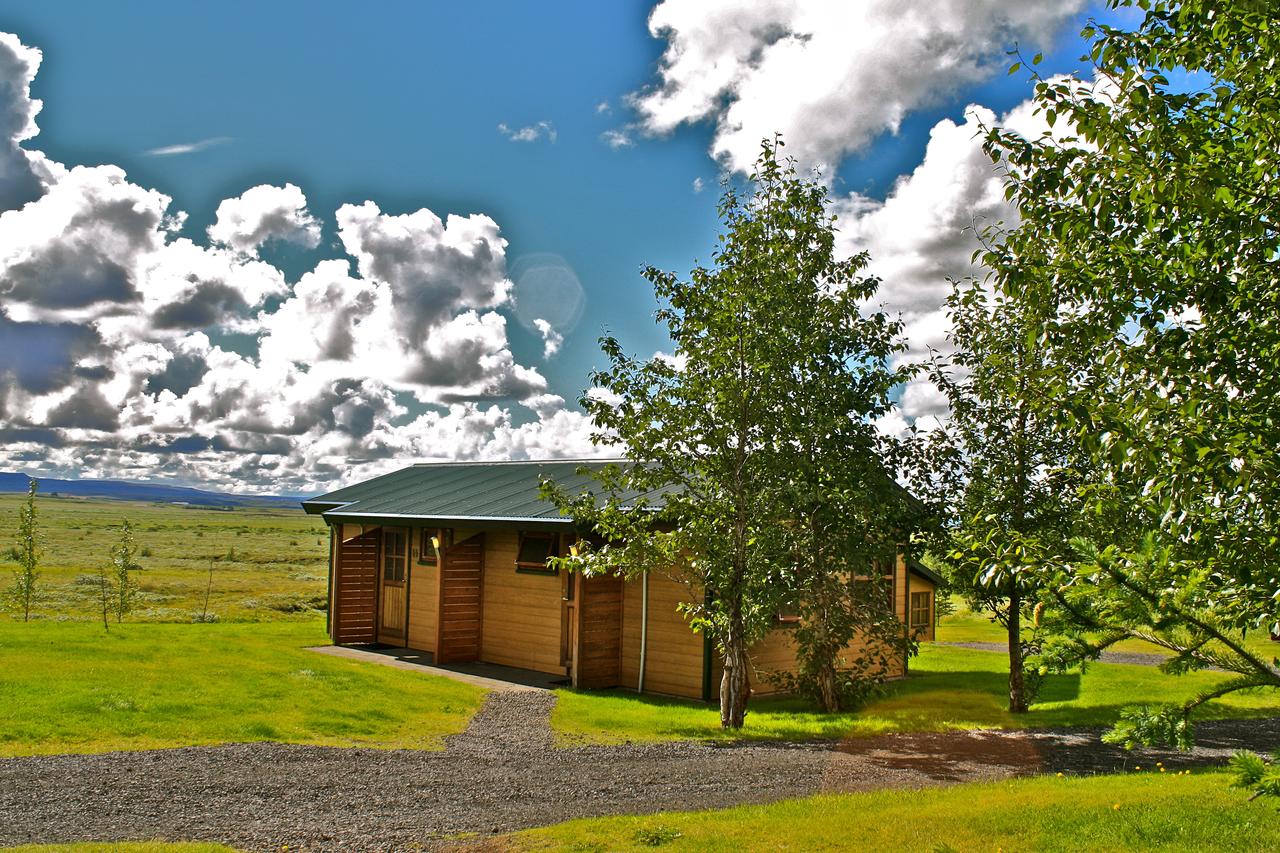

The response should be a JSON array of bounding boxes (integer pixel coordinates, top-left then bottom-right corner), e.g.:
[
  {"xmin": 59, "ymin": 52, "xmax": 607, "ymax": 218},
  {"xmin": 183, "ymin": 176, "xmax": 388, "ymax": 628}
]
[
  {"xmin": 567, "ymin": 574, "xmax": 623, "ymax": 689},
  {"xmin": 561, "ymin": 570, "xmax": 578, "ymax": 678},
  {"xmin": 378, "ymin": 528, "xmax": 408, "ymax": 644}
]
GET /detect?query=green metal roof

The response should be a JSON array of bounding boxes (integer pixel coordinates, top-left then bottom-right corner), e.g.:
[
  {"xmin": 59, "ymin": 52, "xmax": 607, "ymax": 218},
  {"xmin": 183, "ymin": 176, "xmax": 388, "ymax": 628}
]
[{"xmin": 301, "ymin": 459, "xmax": 661, "ymax": 528}]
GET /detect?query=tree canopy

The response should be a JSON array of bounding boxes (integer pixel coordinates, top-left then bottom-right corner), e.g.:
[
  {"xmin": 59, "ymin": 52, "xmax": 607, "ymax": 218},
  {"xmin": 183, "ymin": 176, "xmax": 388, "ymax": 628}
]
[{"xmin": 979, "ymin": 0, "xmax": 1279, "ymax": 756}]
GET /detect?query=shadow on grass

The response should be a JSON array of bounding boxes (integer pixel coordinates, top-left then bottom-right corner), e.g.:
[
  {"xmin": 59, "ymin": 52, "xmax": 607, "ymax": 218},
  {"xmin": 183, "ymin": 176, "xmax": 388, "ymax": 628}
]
[{"xmin": 552, "ymin": 646, "xmax": 1279, "ymax": 747}]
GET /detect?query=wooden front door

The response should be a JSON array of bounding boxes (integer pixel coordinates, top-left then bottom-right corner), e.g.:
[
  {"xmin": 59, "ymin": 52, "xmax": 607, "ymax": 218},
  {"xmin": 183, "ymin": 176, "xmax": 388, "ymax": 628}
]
[
  {"xmin": 378, "ymin": 528, "xmax": 408, "ymax": 644},
  {"xmin": 436, "ymin": 533, "xmax": 484, "ymax": 663},
  {"xmin": 570, "ymin": 574, "xmax": 623, "ymax": 689}
]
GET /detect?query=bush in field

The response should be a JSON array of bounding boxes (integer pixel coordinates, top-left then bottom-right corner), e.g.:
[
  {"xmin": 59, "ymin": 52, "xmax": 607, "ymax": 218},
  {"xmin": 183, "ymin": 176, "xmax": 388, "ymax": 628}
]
[{"xmin": 109, "ymin": 519, "xmax": 142, "ymax": 623}]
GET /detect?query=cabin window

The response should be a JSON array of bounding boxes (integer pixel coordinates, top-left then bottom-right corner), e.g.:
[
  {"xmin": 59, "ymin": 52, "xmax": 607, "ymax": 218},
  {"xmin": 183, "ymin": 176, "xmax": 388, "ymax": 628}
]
[
  {"xmin": 852, "ymin": 571, "xmax": 896, "ymax": 613},
  {"xmin": 910, "ymin": 591, "xmax": 932, "ymax": 630},
  {"xmin": 383, "ymin": 530, "xmax": 406, "ymax": 582},
  {"xmin": 776, "ymin": 601, "xmax": 801, "ymax": 626},
  {"xmin": 418, "ymin": 528, "xmax": 448, "ymax": 566},
  {"xmin": 515, "ymin": 532, "xmax": 558, "ymax": 575}
]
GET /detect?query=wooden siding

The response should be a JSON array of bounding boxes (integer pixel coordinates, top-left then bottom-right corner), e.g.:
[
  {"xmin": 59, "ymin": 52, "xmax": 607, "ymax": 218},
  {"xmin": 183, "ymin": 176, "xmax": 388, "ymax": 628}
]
[
  {"xmin": 576, "ymin": 574, "xmax": 623, "ymax": 688},
  {"xmin": 620, "ymin": 572, "xmax": 706, "ymax": 699},
  {"xmin": 332, "ymin": 526, "xmax": 378, "ymax": 644},
  {"xmin": 480, "ymin": 530, "xmax": 565, "ymax": 674},
  {"xmin": 407, "ymin": 544, "xmax": 439, "ymax": 653},
  {"xmin": 436, "ymin": 534, "xmax": 484, "ymax": 663}
]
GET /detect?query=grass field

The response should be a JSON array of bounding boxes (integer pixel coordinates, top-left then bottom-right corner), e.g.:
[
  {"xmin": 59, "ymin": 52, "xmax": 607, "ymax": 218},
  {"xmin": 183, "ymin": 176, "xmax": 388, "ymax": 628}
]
[
  {"xmin": 937, "ymin": 596, "xmax": 1279, "ymax": 660},
  {"xmin": 0, "ymin": 620, "xmax": 484, "ymax": 756},
  {"xmin": 508, "ymin": 771, "xmax": 1275, "ymax": 852},
  {"xmin": 552, "ymin": 643, "xmax": 1280, "ymax": 745},
  {"xmin": 0, "ymin": 494, "xmax": 328, "ymax": 623}
]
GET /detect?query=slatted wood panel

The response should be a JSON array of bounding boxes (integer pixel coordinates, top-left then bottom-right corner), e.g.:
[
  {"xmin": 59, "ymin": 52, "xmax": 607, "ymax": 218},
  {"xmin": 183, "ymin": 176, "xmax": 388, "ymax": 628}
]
[
  {"xmin": 436, "ymin": 533, "xmax": 484, "ymax": 663},
  {"xmin": 575, "ymin": 574, "xmax": 623, "ymax": 688},
  {"xmin": 332, "ymin": 528, "xmax": 379, "ymax": 644}
]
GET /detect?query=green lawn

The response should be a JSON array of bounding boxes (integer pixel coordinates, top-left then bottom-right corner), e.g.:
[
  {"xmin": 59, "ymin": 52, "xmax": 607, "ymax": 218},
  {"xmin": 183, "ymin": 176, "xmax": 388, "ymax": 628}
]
[
  {"xmin": 0, "ymin": 494, "xmax": 328, "ymax": 624},
  {"xmin": 509, "ymin": 771, "xmax": 1275, "ymax": 852},
  {"xmin": 0, "ymin": 620, "xmax": 484, "ymax": 756},
  {"xmin": 552, "ymin": 643, "xmax": 1280, "ymax": 745},
  {"xmin": 937, "ymin": 596, "xmax": 1279, "ymax": 661}
]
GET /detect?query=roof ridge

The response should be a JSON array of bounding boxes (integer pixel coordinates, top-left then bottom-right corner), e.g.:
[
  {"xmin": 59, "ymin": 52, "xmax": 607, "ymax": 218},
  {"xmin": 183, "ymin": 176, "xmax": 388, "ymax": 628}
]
[{"xmin": 410, "ymin": 458, "xmax": 628, "ymax": 467}]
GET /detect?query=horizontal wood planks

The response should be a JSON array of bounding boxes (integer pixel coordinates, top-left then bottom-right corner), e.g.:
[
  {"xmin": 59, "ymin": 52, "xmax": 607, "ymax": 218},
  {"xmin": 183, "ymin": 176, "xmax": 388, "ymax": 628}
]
[
  {"xmin": 407, "ymin": 559, "xmax": 438, "ymax": 652},
  {"xmin": 332, "ymin": 527, "xmax": 379, "ymax": 644},
  {"xmin": 436, "ymin": 534, "xmax": 484, "ymax": 664},
  {"xmin": 480, "ymin": 531, "xmax": 564, "ymax": 674},
  {"xmin": 620, "ymin": 572, "xmax": 705, "ymax": 699}
]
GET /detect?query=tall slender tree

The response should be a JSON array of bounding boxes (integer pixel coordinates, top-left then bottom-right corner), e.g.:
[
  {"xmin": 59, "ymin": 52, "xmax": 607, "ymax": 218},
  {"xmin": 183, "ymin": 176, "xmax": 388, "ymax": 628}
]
[
  {"xmin": 109, "ymin": 519, "xmax": 142, "ymax": 623},
  {"xmin": 7, "ymin": 479, "xmax": 40, "ymax": 622},
  {"xmin": 546, "ymin": 138, "xmax": 911, "ymax": 726},
  {"xmin": 980, "ymin": 0, "xmax": 1280, "ymax": 766},
  {"xmin": 923, "ymin": 281, "xmax": 1084, "ymax": 713}
]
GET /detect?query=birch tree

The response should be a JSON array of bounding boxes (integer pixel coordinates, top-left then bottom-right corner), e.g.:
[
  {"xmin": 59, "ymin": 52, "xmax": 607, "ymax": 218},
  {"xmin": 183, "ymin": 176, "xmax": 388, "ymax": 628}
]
[{"xmin": 7, "ymin": 479, "xmax": 40, "ymax": 621}]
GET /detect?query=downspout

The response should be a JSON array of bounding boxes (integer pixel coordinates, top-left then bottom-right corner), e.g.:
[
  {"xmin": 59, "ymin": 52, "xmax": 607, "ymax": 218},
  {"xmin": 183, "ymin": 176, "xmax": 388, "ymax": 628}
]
[
  {"xmin": 326, "ymin": 523, "xmax": 335, "ymax": 639},
  {"xmin": 701, "ymin": 589, "xmax": 714, "ymax": 703},
  {"xmin": 903, "ymin": 555, "xmax": 911, "ymax": 676},
  {"xmin": 637, "ymin": 570, "xmax": 649, "ymax": 693}
]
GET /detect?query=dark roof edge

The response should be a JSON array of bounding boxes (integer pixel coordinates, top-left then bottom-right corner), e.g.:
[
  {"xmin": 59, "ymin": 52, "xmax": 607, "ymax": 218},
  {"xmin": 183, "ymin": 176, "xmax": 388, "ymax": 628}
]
[
  {"xmin": 409, "ymin": 458, "xmax": 627, "ymax": 467},
  {"xmin": 301, "ymin": 500, "xmax": 349, "ymax": 515},
  {"xmin": 907, "ymin": 557, "xmax": 945, "ymax": 587},
  {"xmin": 319, "ymin": 510, "xmax": 574, "ymax": 532}
]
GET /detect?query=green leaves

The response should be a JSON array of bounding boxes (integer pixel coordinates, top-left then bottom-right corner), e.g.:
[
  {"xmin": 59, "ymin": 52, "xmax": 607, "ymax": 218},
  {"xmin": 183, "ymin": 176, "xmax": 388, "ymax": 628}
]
[
  {"xmin": 547, "ymin": 137, "xmax": 916, "ymax": 725},
  {"xmin": 969, "ymin": 0, "xmax": 1280, "ymax": 735}
]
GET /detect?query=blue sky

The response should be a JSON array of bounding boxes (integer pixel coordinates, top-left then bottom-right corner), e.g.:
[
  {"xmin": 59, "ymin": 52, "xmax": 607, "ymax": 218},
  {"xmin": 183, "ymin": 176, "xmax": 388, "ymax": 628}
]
[{"xmin": 0, "ymin": 1, "xmax": 1126, "ymax": 491}]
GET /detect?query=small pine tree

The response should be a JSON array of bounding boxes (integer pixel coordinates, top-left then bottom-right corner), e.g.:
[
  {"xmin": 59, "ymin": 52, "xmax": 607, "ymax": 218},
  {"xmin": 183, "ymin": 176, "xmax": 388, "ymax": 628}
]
[
  {"xmin": 110, "ymin": 519, "xmax": 142, "ymax": 623},
  {"xmin": 7, "ymin": 479, "xmax": 40, "ymax": 621}
]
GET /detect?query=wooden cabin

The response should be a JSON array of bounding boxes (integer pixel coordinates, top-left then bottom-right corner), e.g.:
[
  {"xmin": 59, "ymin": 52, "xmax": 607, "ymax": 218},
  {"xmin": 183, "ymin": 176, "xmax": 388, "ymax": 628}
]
[{"xmin": 302, "ymin": 460, "xmax": 940, "ymax": 700}]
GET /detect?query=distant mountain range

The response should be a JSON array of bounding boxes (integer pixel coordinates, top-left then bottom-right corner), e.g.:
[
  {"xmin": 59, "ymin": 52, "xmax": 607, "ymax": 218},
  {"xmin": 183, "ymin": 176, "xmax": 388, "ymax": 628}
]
[{"xmin": 0, "ymin": 472, "xmax": 305, "ymax": 510}]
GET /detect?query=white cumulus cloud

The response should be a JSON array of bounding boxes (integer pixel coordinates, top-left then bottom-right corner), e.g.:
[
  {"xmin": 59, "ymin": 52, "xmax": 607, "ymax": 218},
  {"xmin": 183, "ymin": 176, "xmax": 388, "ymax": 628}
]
[
  {"xmin": 631, "ymin": 0, "xmax": 1082, "ymax": 174},
  {"xmin": 0, "ymin": 31, "xmax": 607, "ymax": 493},
  {"xmin": 207, "ymin": 183, "xmax": 322, "ymax": 255}
]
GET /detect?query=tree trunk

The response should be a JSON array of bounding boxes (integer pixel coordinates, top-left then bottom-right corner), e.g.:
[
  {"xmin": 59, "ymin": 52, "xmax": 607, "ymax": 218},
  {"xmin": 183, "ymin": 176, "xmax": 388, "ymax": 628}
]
[
  {"xmin": 816, "ymin": 659, "xmax": 840, "ymax": 713},
  {"xmin": 812, "ymin": 609, "xmax": 841, "ymax": 713},
  {"xmin": 1007, "ymin": 591, "xmax": 1027, "ymax": 713},
  {"xmin": 719, "ymin": 615, "xmax": 750, "ymax": 729}
]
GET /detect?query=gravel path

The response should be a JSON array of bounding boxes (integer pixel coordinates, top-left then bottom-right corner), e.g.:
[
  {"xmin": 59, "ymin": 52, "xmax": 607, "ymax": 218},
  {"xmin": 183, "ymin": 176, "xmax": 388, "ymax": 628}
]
[
  {"xmin": 939, "ymin": 640, "xmax": 1179, "ymax": 668},
  {"xmin": 2, "ymin": 692, "xmax": 1277, "ymax": 853}
]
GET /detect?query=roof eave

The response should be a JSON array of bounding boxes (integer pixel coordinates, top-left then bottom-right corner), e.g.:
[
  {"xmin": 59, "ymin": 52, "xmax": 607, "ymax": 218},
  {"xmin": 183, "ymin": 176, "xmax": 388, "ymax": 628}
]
[{"xmin": 319, "ymin": 510, "xmax": 575, "ymax": 533}]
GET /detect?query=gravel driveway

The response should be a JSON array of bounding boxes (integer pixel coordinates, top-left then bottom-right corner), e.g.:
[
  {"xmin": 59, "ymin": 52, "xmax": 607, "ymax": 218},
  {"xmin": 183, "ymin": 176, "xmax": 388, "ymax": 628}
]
[{"xmin": 2, "ymin": 691, "xmax": 1277, "ymax": 853}]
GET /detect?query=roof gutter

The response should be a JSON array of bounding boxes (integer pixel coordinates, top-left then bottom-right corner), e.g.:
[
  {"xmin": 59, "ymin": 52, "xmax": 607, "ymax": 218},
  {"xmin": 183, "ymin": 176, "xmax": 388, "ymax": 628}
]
[{"xmin": 319, "ymin": 510, "xmax": 574, "ymax": 533}]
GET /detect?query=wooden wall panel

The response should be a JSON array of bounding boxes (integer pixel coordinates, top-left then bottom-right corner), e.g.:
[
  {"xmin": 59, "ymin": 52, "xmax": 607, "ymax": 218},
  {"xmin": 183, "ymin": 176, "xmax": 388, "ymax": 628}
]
[
  {"xmin": 479, "ymin": 530, "xmax": 565, "ymax": 674},
  {"xmin": 332, "ymin": 527, "xmax": 378, "ymax": 644},
  {"xmin": 407, "ymin": 558, "xmax": 438, "ymax": 653},
  {"xmin": 436, "ymin": 534, "xmax": 484, "ymax": 663},
  {"xmin": 620, "ymin": 572, "xmax": 705, "ymax": 699}
]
